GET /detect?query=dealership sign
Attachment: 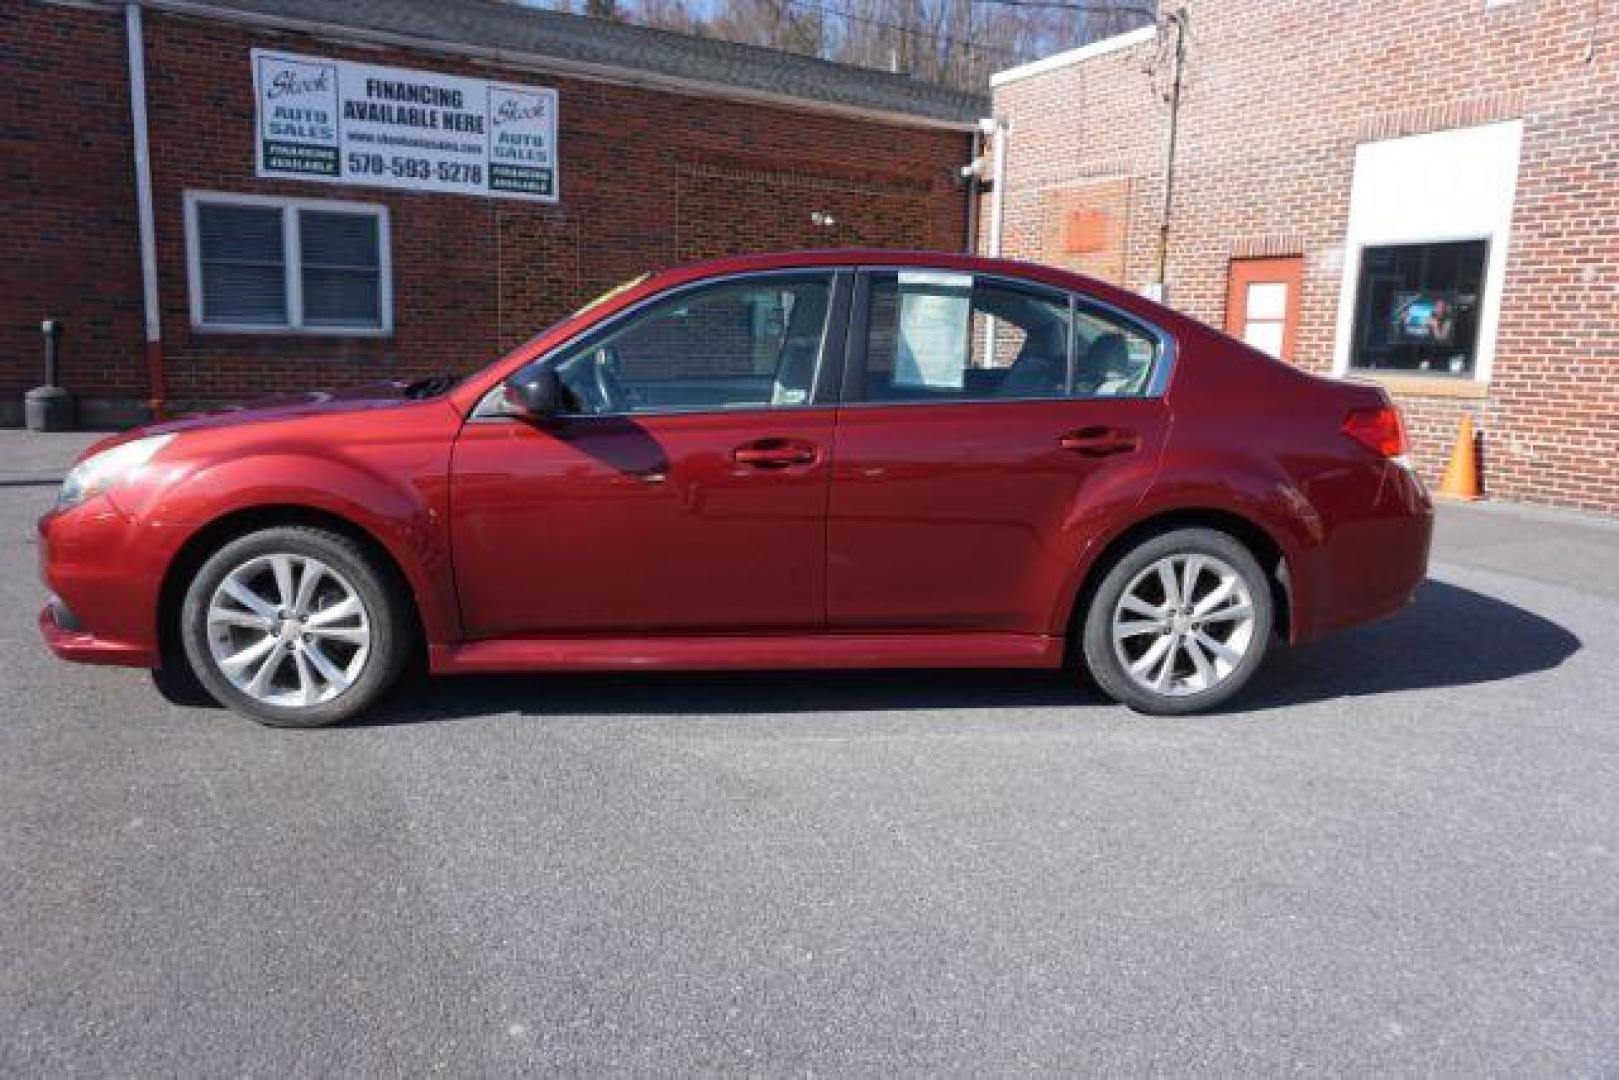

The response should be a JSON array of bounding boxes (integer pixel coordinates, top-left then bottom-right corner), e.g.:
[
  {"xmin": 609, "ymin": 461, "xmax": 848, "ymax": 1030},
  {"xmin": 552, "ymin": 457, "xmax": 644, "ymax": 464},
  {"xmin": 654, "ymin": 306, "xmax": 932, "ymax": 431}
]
[{"xmin": 252, "ymin": 49, "xmax": 559, "ymax": 202}]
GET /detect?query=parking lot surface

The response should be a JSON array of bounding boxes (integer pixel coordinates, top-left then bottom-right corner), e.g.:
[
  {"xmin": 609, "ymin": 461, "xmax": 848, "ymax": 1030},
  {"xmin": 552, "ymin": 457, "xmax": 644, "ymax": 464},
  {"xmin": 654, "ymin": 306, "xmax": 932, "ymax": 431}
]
[{"xmin": 2, "ymin": 430, "xmax": 1615, "ymax": 1074}]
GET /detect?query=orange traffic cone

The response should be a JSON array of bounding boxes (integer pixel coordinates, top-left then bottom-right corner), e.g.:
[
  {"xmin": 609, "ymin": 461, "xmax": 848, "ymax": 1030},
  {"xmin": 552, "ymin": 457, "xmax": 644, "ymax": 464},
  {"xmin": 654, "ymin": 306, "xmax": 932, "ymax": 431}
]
[{"xmin": 1437, "ymin": 414, "xmax": 1482, "ymax": 501}]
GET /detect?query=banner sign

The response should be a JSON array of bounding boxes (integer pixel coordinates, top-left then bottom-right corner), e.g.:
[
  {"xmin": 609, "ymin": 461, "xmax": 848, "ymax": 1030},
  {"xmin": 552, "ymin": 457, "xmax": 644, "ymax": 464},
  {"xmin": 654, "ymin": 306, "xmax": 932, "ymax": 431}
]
[{"xmin": 252, "ymin": 49, "xmax": 559, "ymax": 202}]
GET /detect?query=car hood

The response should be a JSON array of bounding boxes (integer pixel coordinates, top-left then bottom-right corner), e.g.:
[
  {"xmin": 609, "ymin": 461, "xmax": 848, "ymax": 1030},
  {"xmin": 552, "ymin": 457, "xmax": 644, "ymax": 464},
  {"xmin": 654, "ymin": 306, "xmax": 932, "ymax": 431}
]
[{"xmin": 78, "ymin": 380, "xmax": 441, "ymax": 460}]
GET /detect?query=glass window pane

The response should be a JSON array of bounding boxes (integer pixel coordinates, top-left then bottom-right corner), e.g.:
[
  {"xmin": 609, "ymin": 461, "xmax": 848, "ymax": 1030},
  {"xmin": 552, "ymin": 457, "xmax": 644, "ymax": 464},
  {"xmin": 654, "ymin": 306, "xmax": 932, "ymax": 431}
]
[
  {"xmin": 550, "ymin": 275, "xmax": 833, "ymax": 413},
  {"xmin": 1245, "ymin": 282, "xmax": 1288, "ymax": 321},
  {"xmin": 864, "ymin": 276, "xmax": 1158, "ymax": 402},
  {"xmin": 1350, "ymin": 239, "xmax": 1487, "ymax": 376},
  {"xmin": 297, "ymin": 209, "xmax": 382, "ymax": 327},
  {"xmin": 197, "ymin": 203, "xmax": 287, "ymax": 325},
  {"xmin": 199, "ymin": 204, "xmax": 283, "ymax": 263},
  {"xmin": 1243, "ymin": 320, "xmax": 1285, "ymax": 357},
  {"xmin": 1072, "ymin": 307, "xmax": 1158, "ymax": 397},
  {"xmin": 303, "ymin": 268, "xmax": 380, "ymax": 325},
  {"xmin": 865, "ymin": 275, "xmax": 1072, "ymax": 402},
  {"xmin": 301, "ymin": 211, "xmax": 379, "ymax": 268},
  {"xmin": 202, "ymin": 262, "xmax": 287, "ymax": 323}
]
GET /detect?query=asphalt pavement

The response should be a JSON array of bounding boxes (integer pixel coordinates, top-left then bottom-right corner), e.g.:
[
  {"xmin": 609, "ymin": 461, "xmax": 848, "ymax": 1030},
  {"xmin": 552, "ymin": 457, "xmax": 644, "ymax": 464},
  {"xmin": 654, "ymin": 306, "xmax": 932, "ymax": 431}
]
[{"xmin": 1, "ymin": 430, "xmax": 1615, "ymax": 1075}]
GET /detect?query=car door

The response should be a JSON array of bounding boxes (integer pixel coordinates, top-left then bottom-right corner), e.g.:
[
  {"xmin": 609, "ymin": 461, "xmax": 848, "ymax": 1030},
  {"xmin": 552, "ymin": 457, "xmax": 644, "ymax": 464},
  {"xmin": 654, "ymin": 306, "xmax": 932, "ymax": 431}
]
[
  {"xmin": 827, "ymin": 269, "xmax": 1171, "ymax": 634},
  {"xmin": 451, "ymin": 270, "xmax": 847, "ymax": 639}
]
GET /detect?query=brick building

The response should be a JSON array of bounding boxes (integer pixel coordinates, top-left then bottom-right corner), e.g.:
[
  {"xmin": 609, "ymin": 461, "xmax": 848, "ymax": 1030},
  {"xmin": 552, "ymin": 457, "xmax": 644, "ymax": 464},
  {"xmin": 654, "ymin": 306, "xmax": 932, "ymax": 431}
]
[
  {"xmin": 985, "ymin": 1, "xmax": 1618, "ymax": 514},
  {"xmin": 4, "ymin": 0, "xmax": 980, "ymax": 424}
]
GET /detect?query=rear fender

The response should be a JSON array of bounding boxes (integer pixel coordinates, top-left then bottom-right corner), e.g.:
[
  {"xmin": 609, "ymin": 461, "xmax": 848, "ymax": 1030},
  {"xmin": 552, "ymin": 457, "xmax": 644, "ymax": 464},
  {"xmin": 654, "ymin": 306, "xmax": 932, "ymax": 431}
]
[{"xmin": 1053, "ymin": 454, "xmax": 1325, "ymax": 642}]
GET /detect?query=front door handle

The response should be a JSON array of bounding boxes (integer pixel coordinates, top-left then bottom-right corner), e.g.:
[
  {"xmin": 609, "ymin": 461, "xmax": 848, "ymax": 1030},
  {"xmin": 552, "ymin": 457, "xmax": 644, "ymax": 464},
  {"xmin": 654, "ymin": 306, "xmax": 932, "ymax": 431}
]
[
  {"xmin": 1059, "ymin": 426, "xmax": 1139, "ymax": 457},
  {"xmin": 733, "ymin": 438, "xmax": 819, "ymax": 468}
]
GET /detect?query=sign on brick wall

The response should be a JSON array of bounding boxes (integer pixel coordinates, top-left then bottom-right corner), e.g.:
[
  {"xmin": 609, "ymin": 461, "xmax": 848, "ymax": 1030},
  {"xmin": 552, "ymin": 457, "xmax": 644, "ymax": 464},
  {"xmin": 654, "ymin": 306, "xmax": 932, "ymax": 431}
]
[{"xmin": 252, "ymin": 49, "xmax": 559, "ymax": 202}]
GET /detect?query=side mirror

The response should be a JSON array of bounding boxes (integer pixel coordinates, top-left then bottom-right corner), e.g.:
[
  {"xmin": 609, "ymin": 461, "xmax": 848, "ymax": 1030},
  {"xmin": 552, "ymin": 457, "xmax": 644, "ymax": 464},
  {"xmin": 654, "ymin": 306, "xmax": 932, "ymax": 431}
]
[{"xmin": 502, "ymin": 367, "xmax": 565, "ymax": 420}]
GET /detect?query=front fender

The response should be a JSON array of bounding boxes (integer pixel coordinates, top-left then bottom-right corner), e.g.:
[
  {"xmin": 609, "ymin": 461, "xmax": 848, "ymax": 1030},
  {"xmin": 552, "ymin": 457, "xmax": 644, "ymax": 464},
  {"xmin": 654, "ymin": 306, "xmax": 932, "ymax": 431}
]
[{"xmin": 118, "ymin": 440, "xmax": 459, "ymax": 649}]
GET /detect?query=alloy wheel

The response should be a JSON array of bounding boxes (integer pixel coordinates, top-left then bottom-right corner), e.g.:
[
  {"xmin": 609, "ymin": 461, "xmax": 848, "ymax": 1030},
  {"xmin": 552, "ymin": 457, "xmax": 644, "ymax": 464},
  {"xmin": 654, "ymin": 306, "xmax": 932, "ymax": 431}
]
[
  {"xmin": 1110, "ymin": 553, "xmax": 1256, "ymax": 698},
  {"xmin": 205, "ymin": 554, "xmax": 372, "ymax": 708}
]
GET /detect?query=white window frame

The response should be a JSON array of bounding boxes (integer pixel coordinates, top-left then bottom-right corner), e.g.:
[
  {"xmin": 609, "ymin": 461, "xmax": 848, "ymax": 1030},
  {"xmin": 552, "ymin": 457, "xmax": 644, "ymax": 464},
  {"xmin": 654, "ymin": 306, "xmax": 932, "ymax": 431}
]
[
  {"xmin": 184, "ymin": 190, "xmax": 393, "ymax": 336},
  {"xmin": 1331, "ymin": 120, "xmax": 1522, "ymax": 385}
]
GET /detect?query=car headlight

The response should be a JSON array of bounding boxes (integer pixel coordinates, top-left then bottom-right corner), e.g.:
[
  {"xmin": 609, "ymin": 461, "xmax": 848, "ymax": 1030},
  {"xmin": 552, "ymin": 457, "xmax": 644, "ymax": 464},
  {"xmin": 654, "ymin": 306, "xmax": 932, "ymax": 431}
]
[{"xmin": 58, "ymin": 433, "xmax": 176, "ymax": 509}]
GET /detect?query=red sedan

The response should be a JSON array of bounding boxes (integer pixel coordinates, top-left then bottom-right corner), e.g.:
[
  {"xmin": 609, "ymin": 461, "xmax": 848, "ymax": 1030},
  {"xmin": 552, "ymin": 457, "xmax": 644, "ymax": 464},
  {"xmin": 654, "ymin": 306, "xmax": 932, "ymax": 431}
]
[{"xmin": 38, "ymin": 251, "xmax": 1432, "ymax": 726}]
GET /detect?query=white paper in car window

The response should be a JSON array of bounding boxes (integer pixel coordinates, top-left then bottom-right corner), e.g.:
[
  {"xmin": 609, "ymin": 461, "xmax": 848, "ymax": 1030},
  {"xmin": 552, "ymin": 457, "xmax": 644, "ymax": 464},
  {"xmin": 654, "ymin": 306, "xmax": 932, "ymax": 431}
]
[{"xmin": 895, "ymin": 273, "xmax": 972, "ymax": 389}]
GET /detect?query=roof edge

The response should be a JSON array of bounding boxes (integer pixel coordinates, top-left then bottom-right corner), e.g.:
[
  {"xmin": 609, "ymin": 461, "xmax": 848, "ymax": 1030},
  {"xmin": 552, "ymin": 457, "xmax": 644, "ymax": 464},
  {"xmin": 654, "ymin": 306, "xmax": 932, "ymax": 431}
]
[
  {"xmin": 990, "ymin": 25, "xmax": 1157, "ymax": 88},
  {"xmin": 135, "ymin": 0, "xmax": 982, "ymax": 132}
]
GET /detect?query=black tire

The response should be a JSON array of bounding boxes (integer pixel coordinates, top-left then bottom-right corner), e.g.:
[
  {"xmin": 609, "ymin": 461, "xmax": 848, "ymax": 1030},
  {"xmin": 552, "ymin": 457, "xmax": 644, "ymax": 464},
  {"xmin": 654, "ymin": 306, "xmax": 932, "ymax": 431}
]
[
  {"xmin": 178, "ymin": 526, "xmax": 411, "ymax": 727},
  {"xmin": 1080, "ymin": 527, "xmax": 1274, "ymax": 716}
]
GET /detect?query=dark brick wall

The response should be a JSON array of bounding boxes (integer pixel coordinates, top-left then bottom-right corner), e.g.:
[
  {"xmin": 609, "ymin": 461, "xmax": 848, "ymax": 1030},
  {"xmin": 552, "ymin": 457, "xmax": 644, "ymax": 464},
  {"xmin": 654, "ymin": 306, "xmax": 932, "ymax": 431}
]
[
  {"xmin": 1, "ymin": 0, "xmax": 147, "ymax": 423},
  {"xmin": 2, "ymin": 1, "xmax": 971, "ymax": 416},
  {"xmin": 991, "ymin": 0, "xmax": 1619, "ymax": 514}
]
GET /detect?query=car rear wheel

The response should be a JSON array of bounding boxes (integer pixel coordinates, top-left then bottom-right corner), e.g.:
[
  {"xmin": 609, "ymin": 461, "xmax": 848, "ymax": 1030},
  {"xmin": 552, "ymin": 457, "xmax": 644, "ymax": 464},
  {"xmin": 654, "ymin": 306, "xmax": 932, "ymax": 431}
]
[
  {"xmin": 179, "ymin": 526, "xmax": 409, "ymax": 727},
  {"xmin": 1081, "ymin": 527, "xmax": 1273, "ymax": 715}
]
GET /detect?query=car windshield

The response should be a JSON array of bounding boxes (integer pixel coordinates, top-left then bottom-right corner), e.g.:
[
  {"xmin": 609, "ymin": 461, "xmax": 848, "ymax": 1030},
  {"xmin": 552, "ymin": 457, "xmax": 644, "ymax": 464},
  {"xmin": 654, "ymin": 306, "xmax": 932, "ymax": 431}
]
[{"xmin": 493, "ymin": 272, "xmax": 659, "ymax": 370}]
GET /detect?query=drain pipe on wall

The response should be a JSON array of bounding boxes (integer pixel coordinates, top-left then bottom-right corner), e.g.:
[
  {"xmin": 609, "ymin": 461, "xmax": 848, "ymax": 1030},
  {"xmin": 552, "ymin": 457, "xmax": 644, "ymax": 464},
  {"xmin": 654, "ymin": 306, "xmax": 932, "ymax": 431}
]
[
  {"xmin": 963, "ymin": 123, "xmax": 984, "ymax": 253},
  {"xmin": 126, "ymin": 2, "xmax": 167, "ymax": 420},
  {"xmin": 981, "ymin": 116, "xmax": 1008, "ymax": 359},
  {"xmin": 985, "ymin": 116, "xmax": 1008, "ymax": 262},
  {"xmin": 1151, "ymin": 8, "xmax": 1187, "ymax": 304}
]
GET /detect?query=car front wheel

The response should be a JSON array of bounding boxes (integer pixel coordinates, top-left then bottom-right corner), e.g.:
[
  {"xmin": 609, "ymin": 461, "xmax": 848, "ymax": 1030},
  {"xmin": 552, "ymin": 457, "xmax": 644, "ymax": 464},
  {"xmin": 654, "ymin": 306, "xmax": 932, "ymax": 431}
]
[
  {"xmin": 179, "ymin": 526, "xmax": 410, "ymax": 727},
  {"xmin": 1081, "ymin": 527, "xmax": 1274, "ymax": 715}
]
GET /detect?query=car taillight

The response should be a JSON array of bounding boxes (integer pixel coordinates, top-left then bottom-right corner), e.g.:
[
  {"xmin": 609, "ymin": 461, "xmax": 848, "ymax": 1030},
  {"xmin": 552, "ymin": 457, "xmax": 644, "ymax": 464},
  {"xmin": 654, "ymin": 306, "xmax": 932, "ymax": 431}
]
[{"xmin": 1342, "ymin": 404, "xmax": 1409, "ymax": 459}]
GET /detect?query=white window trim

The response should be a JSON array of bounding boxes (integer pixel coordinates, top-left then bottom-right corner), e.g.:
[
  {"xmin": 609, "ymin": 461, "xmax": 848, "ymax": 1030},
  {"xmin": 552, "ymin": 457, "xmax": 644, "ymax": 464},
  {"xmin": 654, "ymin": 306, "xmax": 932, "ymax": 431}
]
[
  {"xmin": 1331, "ymin": 120, "xmax": 1523, "ymax": 385},
  {"xmin": 184, "ymin": 189, "xmax": 393, "ymax": 336}
]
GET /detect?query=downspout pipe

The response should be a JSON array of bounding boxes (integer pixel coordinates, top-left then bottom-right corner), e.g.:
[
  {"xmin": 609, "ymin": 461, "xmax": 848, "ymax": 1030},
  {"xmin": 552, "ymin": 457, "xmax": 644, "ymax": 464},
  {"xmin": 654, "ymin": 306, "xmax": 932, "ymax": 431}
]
[
  {"xmin": 981, "ymin": 116, "xmax": 1008, "ymax": 360},
  {"xmin": 985, "ymin": 116, "xmax": 1008, "ymax": 262},
  {"xmin": 126, "ymin": 2, "xmax": 167, "ymax": 420},
  {"xmin": 964, "ymin": 123, "xmax": 983, "ymax": 254}
]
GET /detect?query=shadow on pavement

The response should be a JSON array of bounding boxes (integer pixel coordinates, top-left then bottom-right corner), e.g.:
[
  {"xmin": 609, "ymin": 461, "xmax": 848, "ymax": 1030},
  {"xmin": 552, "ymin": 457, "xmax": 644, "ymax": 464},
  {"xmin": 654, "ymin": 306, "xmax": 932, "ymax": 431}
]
[
  {"xmin": 333, "ymin": 579, "xmax": 1579, "ymax": 727},
  {"xmin": 1242, "ymin": 579, "xmax": 1580, "ymax": 711}
]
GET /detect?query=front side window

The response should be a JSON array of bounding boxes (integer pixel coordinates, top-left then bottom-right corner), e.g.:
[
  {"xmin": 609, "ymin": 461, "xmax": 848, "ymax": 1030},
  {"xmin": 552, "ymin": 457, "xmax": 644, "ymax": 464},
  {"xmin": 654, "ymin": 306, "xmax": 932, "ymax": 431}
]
[
  {"xmin": 1349, "ymin": 240, "xmax": 1487, "ymax": 376},
  {"xmin": 550, "ymin": 275, "xmax": 833, "ymax": 414},
  {"xmin": 188, "ymin": 193, "xmax": 389, "ymax": 333},
  {"xmin": 862, "ymin": 273, "xmax": 1158, "ymax": 402}
]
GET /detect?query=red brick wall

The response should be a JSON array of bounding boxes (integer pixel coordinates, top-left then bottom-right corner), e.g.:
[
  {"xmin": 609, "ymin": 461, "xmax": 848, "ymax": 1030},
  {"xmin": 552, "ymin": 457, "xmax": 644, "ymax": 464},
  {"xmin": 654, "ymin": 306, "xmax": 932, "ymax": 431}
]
[
  {"xmin": 2, "ymin": 1, "xmax": 970, "ymax": 418},
  {"xmin": 990, "ymin": 0, "xmax": 1619, "ymax": 515},
  {"xmin": 1, "ymin": 1, "xmax": 147, "ymax": 421}
]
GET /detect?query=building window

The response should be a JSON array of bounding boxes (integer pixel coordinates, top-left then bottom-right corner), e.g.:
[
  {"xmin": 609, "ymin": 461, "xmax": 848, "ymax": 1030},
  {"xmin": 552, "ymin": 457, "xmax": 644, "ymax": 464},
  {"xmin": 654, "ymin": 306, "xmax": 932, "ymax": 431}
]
[
  {"xmin": 1225, "ymin": 256, "xmax": 1303, "ymax": 360},
  {"xmin": 185, "ymin": 192, "xmax": 391, "ymax": 334},
  {"xmin": 1349, "ymin": 240, "xmax": 1487, "ymax": 376}
]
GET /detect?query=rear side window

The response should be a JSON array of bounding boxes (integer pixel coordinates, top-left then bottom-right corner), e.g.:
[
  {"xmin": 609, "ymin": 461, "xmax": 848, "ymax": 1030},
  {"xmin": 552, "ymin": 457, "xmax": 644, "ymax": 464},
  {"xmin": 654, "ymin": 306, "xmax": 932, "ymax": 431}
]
[
  {"xmin": 1070, "ymin": 306, "xmax": 1160, "ymax": 397},
  {"xmin": 861, "ymin": 272, "xmax": 1159, "ymax": 402}
]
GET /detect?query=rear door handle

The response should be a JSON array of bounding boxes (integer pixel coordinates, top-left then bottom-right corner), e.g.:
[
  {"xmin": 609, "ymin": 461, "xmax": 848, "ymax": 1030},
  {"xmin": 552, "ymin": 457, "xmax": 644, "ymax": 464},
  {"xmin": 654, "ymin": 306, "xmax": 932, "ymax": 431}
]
[
  {"xmin": 1059, "ymin": 426, "xmax": 1139, "ymax": 457},
  {"xmin": 733, "ymin": 438, "xmax": 819, "ymax": 468}
]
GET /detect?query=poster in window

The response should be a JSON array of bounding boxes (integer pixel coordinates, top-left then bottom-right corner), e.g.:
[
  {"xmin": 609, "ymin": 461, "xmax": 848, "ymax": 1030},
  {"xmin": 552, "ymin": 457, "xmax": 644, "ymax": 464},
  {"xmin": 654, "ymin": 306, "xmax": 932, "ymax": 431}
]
[
  {"xmin": 1391, "ymin": 292, "xmax": 1462, "ymax": 346},
  {"xmin": 895, "ymin": 273, "xmax": 972, "ymax": 389}
]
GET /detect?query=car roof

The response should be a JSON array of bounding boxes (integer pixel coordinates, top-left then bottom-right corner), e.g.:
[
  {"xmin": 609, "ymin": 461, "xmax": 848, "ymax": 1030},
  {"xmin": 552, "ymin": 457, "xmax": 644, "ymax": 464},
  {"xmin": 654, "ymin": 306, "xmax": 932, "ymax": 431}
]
[{"xmin": 648, "ymin": 249, "xmax": 1165, "ymax": 325}]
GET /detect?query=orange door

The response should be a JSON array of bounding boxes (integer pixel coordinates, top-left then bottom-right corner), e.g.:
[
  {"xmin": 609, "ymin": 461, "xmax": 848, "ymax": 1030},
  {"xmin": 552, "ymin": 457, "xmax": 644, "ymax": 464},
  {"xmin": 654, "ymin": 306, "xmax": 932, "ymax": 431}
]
[{"xmin": 1225, "ymin": 256, "xmax": 1303, "ymax": 361}]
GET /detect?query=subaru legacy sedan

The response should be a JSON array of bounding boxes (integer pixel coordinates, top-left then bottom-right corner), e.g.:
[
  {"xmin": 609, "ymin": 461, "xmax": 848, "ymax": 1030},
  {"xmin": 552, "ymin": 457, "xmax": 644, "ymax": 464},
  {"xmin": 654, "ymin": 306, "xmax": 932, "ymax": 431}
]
[{"xmin": 39, "ymin": 251, "xmax": 1432, "ymax": 726}]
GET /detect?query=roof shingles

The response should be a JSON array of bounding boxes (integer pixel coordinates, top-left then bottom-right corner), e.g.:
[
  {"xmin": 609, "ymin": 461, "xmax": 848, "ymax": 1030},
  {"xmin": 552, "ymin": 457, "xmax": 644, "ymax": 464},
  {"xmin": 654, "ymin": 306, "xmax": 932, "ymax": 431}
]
[{"xmin": 169, "ymin": 0, "xmax": 987, "ymax": 125}]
